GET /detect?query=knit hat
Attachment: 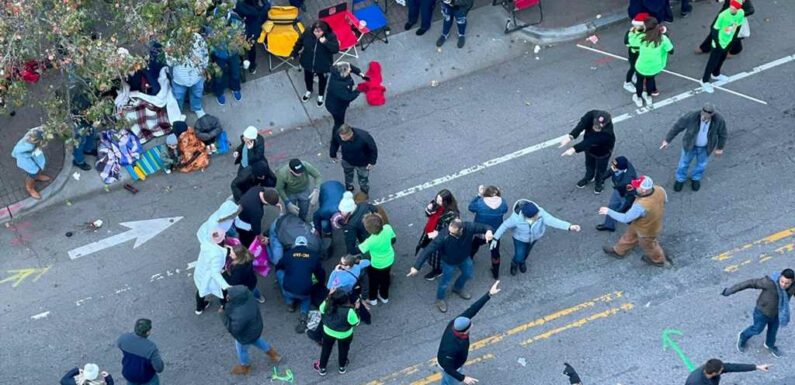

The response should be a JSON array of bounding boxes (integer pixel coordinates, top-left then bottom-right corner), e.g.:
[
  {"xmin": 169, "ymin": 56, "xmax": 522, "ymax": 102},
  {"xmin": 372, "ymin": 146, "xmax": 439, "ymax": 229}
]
[
  {"xmin": 730, "ymin": 0, "xmax": 742, "ymax": 9},
  {"xmin": 166, "ymin": 134, "xmax": 178, "ymax": 146},
  {"xmin": 338, "ymin": 191, "xmax": 356, "ymax": 213},
  {"xmin": 295, "ymin": 236, "xmax": 308, "ymax": 246},
  {"xmin": 630, "ymin": 175, "xmax": 654, "ymax": 190},
  {"xmin": 453, "ymin": 316, "xmax": 472, "ymax": 332},
  {"xmin": 613, "ymin": 156, "xmax": 629, "ymax": 171},
  {"xmin": 83, "ymin": 363, "xmax": 100, "ymax": 381},
  {"xmin": 251, "ymin": 161, "xmax": 268, "ymax": 178},
  {"xmin": 261, "ymin": 188, "xmax": 280, "ymax": 205},
  {"xmin": 243, "ymin": 126, "xmax": 258, "ymax": 140},
  {"xmin": 289, "ymin": 158, "xmax": 304, "ymax": 174},
  {"xmin": 521, "ymin": 202, "xmax": 539, "ymax": 220},
  {"xmin": 171, "ymin": 121, "xmax": 188, "ymax": 137},
  {"xmin": 632, "ymin": 12, "xmax": 649, "ymax": 27}
]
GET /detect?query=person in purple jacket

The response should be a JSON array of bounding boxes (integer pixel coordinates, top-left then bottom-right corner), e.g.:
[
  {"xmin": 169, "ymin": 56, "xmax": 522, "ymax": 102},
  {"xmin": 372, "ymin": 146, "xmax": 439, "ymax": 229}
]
[{"xmin": 468, "ymin": 185, "xmax": 508, "ymax": 279}]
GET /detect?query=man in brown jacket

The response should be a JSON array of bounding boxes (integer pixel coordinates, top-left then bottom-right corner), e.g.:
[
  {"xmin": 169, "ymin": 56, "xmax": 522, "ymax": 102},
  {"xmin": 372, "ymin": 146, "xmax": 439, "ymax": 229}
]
[
  {"xmin": 599, "ymin": 175, "xmax": 670, "ymax": 267},
  {"xmin": 722, "ymin": 269, "xmax": 794, "ymax": 358}
]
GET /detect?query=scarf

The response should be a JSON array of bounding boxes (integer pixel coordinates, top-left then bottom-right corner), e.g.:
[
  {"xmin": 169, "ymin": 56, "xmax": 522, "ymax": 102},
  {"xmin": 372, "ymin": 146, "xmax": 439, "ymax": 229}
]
[
  {"xmin": 770, "ymin": 272, "xmax": 791, "ymax": 327},
  {"xmin": 241, "ymin": 145, "xmax": 250, "ymax": 168}
]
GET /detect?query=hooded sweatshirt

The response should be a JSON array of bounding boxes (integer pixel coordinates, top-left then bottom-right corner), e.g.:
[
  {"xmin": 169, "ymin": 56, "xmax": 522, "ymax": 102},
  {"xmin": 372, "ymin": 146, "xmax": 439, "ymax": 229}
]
[
  {"xmin": 222, "ymin": 285, "xmax": 264, "ymax": 345},
  {"xmin": 468, "ymin": 195, "xmax": 508, "ymax": 230},
  {"xmin": 493, "ymin": 200, "xmax": 571, "ymax": 244}
]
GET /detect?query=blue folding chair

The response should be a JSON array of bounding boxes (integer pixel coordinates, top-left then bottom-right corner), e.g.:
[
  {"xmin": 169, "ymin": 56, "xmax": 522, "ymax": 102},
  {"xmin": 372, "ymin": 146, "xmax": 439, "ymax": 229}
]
[{"xmin": 351, "ymin": 0, "xmax": 389, "ymax": 51}]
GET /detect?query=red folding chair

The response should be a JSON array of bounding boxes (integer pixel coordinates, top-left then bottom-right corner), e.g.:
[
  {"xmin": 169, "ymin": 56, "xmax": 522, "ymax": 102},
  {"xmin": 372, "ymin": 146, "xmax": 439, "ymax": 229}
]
[
  {"xmin": 319, "ymin": 3, "xmax": 369, "ymax": 63},
  {"xmin": 492, "ymin": 0, "xmax": 543, "ymax": 34}
]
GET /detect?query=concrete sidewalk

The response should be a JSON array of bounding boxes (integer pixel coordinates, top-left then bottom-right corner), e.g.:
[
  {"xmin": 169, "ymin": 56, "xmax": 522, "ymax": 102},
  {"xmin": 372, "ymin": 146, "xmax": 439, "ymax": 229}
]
[{"xmin": 1, "ymin": 1, "xmax": 629, "ymax": 224}]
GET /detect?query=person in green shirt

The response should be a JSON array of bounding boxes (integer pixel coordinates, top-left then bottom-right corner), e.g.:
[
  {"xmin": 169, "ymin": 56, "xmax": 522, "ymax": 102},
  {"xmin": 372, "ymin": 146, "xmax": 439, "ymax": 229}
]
[
  {"xmin": 623, "ymin": 12, "xmax": 649, "ymax": 94},
  {"xmin": 358, "ymin": 213, "xmax": 397, "ymax": 305},
  {"xmin": 275, "ymin": 158, "xmax": 323, "ymax": 221},
  {"xmin": 631, "ymin": 17, "xmax": 673, "ymax": 108},
  {"xmin": 701, "ymin": 1, "xmax": 745, "ymax": 93},
  {"xmin": 313, "ymin": 290, "xmax": 361, "ymax": 376}
]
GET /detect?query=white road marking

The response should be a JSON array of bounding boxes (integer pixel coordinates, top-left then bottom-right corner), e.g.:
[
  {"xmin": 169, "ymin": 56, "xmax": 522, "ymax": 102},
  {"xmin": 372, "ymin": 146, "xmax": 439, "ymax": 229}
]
[
  {"xmin": 31, "ymin": 311, "xmax": 50, "ymax": 320},
  {"xmin": 371, "ymin": 53, "xmax": 794, "ymax": 207},
  {"xmin": 68, "ymin": 217, "xmax": 183, "ymax": 260},
  {"xmin": 575, "ymin": 44, "xmax": 769, "ymax": 105}
]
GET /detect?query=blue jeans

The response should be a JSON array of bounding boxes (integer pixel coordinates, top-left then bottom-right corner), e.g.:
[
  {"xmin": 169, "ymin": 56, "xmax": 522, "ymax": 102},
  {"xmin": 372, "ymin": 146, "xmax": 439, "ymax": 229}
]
[
  {"xmin": 675, "ymin": 147, "xmax": 710, "ymax": 182},
  {"xmin": 268, "ymin": 221, "xmax": 284, "ymax": 266},
  {"xmin": 441, "ymin": 4, "xmax": 467, "ymax": 37},
  {"xmin": 512, "ymin": 239, "xmax": 536, "ymax": 265},
  {"xmin": 440, "ymin": 368, "xmax": 462, "ymax": 385},
  {"xmin": 72, "ymin": 128, "xmax": 97, "ymax": 165},
  {"xmin": 276, "ymin": 270, "xmax": 311, "ymax": 315},
  {"xmin": 740, "ymin": 307, "xmax": 779, "ymax": 347},
  {"xmin": 212, "ymin": 54, "xmax": 241, "ymax": 96},
  {"xmin": 287, "ymin": 188, "xmax": 312, "ymax": 222},
  {"xmin": 235, "ymin": 336, "xmax": 272, "ymax": 365},
  {"xmin": 437, "ymin": 259, "xmax": 473, "ymax": 300},
  {"xmin": 172, "ymin": 80, "xmax": 204, "ymax": 112},
  {"xmin": 602, "ymin": 190, "xmax": 630, "ymax": 230}
]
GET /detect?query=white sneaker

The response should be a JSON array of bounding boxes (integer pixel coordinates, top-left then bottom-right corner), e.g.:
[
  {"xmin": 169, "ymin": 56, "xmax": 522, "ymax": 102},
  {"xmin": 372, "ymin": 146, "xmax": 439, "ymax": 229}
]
[
  {"xmin": 367, "ymin": 299, "xmax": 377, "ymax": 306},
  {"xmin": 623, "ymin": 82, "xmax": 636, "ymax": 93},
  {"xmin": 701, "ymin": 81, "xmax": 715, "ymax": 94},
  {"xmin": 632, "ymin": 94, "xmax": 643, "ymax": 107},
  {"xmin": 711, "ymin": 74, "xmax": 729, "ymax": 82},
  {"xmin": 195, "ymin": 109, "xmax": 206, "ymax": 118},
  {"xmin": 301, "ymin": 91, "xmax": 312, "ymax": 102},
  {"xmin": 317, "ymin": 95, "xmax": 324, "ymax": 107},
  {"xmin": 378, "ymin": 295, "xmax": 389, "ymax": 304},
  {"xmin": 642, "ymin": 92, "xmax": 653, "ymax": 107}
]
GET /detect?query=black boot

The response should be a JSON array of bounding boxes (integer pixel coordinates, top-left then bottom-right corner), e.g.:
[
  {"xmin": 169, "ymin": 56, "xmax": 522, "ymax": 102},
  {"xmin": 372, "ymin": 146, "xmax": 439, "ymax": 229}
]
[{"xmin": 510, "ymin": 263, "xmax": 518, "ymax": 276}]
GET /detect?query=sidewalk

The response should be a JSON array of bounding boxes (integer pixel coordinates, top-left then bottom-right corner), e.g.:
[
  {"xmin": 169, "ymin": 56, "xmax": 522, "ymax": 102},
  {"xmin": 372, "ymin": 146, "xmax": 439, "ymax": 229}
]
[{"xmin": 0, "ymin": 0, "xmax": 627, "ymax": 223}]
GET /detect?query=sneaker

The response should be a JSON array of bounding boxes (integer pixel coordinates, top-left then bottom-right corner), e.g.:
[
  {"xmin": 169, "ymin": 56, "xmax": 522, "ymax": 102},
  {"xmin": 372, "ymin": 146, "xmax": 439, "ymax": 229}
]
[
  {"xmin": 680, "ymin": 10, "xmax": 691, "ymax": 17},
  {"xmin": 452, "ymin": 289, "xmax": 471, "ymax": 300},
  {"xmin": 248, "ymin": 66, "xmax": 257, "ymax": 75},
  {"xmin": 436, "ymin": 35, "xmax": 447, "ymax": 47},
  {"xmin": 650, "ymin": 90, "xmax": 660, "ymax": 97},
  {"xmin": 313, "ymin": 360, "xmax": 327, "ymax": 376},
  {"xmin": 737, "ymin": 332, "xmax": 747, "ymax": 353},
  {"xmin": 674, "ymin": 181, "xmax": 684, "ymax": 192},
  {"xmin": 287, "ymin": 302, "xmax": 298, "ymax": 313},
  {"xmin": 195, "ymin": 302, "xmax": 210, "ymax": 315},
  {"xmin": 691, "ymin": 180, "xmax": 701, "ymax": 191},
  {"xmin": 594, "ymin": 184, "xmax": 604, "ymax": 195},
  {"xmin": 404, "ymin": 22, "xmax": 414, "ymax": 30},
  {"xmin": 233, "ymin": 91, "xmax": 242, "ymax": 101},
  {"xmin": 576, "ymin": 178, "xmax": 592, "ymax": 188},
  {"xmin": 642, "ymin": 92, "xmax": 653, "ymax": 107},
  {"xmin": 424, "ymin": 270, "xmax": 442, "ymax": 281},
  {"xmin": 416, "ymin": 28, "xmax": 427, "ymax": 36},
  {"xmin": 339, "ymin": 359, "xmax": 349, "ymax": 374},
  {"xmin": 302, "ymin": 91, "xmax": 312, "ymax": 102},
  {"xmin": 701, "ymin": 81, "xmax": 714, "ymax": 94},
  {"xmin": 764, "ymin": 344, "xmax": 783, "ymax": 357},
  {"xmin": 711, "ymin": 74, "xmax": 729, "ymax": 82},
  {"xmin": 367, "ymin": 299, "xmax": 377, "ymax": 306},
  {"xmin": 436, "ymin": 299, "xmax": 448, "ymax": 313},
  {"xmin": 317, "ymin": 95, "xmax": 324, "ymax": 107},
  {"xmin": 195, "ymin": 109, "xmax": 206, "ymax": 118},
  {"xmin": 595, "ymin": 224, "xmax": 615, "ymax": 232},
  {"xmin": 216, "ymin": 94, "xmax": 226, "ymax": 106},
  {"xmin": 255, "ymin": 295, "xmax": 265, "ymax": 304},
  {"xmin": 457, "ymin": 36, "xmax": 466, "ymax": 48},
  {"xmin": 518, "ymin": 263, "xmax": 527, "ymax": 274},
  {"xmin": 378, "ymin": 295, "xmax": 389, "ymax": 304},
  {"xmin": 632, "ymin": 94, "xmax": 643, "ymax": 107},
  {"xmin": 623, "ymin": 82, "xmax": 636, "ymax": 93}
]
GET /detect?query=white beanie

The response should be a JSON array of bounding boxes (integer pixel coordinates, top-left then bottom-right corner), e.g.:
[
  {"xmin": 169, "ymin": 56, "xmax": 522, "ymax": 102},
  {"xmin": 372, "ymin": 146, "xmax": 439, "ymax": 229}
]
[
  {"xmin": 243, "ymin": 126, "xmax": 258, "ymax": 140},
  {"xmin": 338, "ymin": 191, "xmax": 356, "ymax": 214},
  {"xmin": 83, "ymin": 363, "xmax": 100, "ymax": 380}
]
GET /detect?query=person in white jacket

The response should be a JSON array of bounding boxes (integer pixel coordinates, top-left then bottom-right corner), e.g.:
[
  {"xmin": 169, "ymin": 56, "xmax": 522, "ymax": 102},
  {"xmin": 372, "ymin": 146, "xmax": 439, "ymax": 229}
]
[
  {"xmin": 491, "ymin": 200, "xmax": 581, "ymax": 276},
  {"xmin": 194, "ymin": 201, "xmax": 238, "ymax": 315}
]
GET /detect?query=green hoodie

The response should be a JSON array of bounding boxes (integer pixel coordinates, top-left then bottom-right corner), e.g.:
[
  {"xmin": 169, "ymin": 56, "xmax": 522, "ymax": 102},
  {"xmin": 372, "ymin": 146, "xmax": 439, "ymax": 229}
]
[
  {"xmin": 713, "ymin": 8, "xmax": 745, "ymax": 49},
  {"xmin": 634, "ymin": 34, "xmax": 674, "ymax": 76}
]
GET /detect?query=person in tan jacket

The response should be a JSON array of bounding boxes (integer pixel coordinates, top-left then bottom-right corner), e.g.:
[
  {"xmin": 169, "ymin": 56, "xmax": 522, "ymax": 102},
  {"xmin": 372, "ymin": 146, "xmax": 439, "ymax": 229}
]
[{"xmin": 598, "ymin": 175, "xmax": 670, "ymax": 267}]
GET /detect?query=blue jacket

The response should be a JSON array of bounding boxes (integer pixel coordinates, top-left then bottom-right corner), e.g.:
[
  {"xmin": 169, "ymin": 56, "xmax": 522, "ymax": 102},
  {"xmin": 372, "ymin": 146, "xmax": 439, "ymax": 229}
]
[
  {"xmin": 494, "ymin": 200, "xmax": 571, "ymax": 244},
  {"xmin": 327, "ymin": 259, "xmax": 370, "ymax": 292},
  {"xmin": 276, "ymin": 245, "xmax": 324, "ymax": 295},
  {"xmin": 117, "ymin": 333, "xmax": 164, "ymax": 384},
  {"xmin": 467, "ymin": 196, "xmax": 508, "ymax": 230},
  {"xmin": 11, "ymin": 137, "xmax": 46, "ymax": 175},
  {"xmin": 313, "ymin": 181, "xmax": 346, "ymax": 231}
]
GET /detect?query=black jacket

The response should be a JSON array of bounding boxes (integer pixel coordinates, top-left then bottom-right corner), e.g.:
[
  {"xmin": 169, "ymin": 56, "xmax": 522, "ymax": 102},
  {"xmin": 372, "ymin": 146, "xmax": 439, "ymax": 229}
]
[
  {"xmin": 275, "ymin": 245, "xmax": 324, "ymax": 295},
  {"xmin": 222, "ymin": 285, "xmax": 263, "ymax": 345},
  {"xmin": 292, "ymin": 30, "xmax": 340, "ymax": 74},
  {"xmin": 437, "ymin": 292, "xmax": 491, "ymax": 381},
  {"xmin": 342, "ymin": 202, "xmax": 380, "ymax": 254},
  {"xmin": 665, "ymin": 111, "xmax": 728, "ymax": 155},
  {"xmin": 234, "ymin": 135, "xmax": 266, "ymax": 167},
  {"xmin": 600, "ymin": 161, "xmax": 638, "ymax": 199},
  {"xmin": 685, "ymin": 363, "xmax": 756, "ymax": 385},
  {"xmin": 724, "ymin": 276, "xmax": 795, "ymax": 318},
  {"xmin": 231, "ymin": 161, "xmax": 277, "ymax": 202},
  {"xmin": 414, "ymin": 222, "xmax": 491, "ymax": 267},
  {"xmin": 569, "ymin": 110, "xmax": 616, "ymax": 158},
  {"xmin": 224, "ymin": 261, "xmax": 258, "ymax": 291},
  {"xmin": 325, "ymin": 65, "xmax": 362, "ymax": 115},
  {"xmin": 237, "ymin": 186, "xmax": 267, "ymax": 235},
  {"xmin": 60, "ymin": 368, "xmax": 115, "ymax": 385},
  {"xmin": 235, "ymin": 0, "xmax": 270, "ymax": 38},
  {"xmin": 329, "ymin": 127, "xmax": 378, "ymax": 167}
]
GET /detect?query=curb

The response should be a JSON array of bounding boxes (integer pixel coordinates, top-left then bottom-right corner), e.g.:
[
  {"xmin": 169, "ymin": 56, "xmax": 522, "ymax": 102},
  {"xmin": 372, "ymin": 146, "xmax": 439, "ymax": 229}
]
[
  {"xmin": 518, "ymin": 11, "xmax": 627, "ymax": 45},
  {"xmin": 1, "ymin": 144, "xmax": 73, "ymax": 224}
]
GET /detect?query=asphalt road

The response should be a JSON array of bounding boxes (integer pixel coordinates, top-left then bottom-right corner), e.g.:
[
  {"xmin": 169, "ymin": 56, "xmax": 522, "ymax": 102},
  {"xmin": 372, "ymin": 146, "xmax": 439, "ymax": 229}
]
[{"xmin": 2, "ymin": 2, "xmax": 795, "ymax": 384}]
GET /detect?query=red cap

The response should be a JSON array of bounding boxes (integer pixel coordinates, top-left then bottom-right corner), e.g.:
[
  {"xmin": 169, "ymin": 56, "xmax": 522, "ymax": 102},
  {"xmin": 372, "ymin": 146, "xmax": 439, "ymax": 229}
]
[
  {"xmin": 630, "ymin": 175, "xmax": 653, "ymax": 190},
  {"xmin": 730, "ymin": 0, "xmax": 742, "ymax": 9},
  {"xmin": 633, "ymin": 12, "xmax": 650, "ymax": 22}
]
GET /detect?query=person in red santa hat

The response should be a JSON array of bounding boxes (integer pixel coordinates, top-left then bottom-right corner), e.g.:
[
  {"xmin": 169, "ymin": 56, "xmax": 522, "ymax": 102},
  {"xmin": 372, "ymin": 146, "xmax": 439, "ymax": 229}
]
[{"xmin": 623, "ymin": 12, "xmax": 649, "ymax": 93}]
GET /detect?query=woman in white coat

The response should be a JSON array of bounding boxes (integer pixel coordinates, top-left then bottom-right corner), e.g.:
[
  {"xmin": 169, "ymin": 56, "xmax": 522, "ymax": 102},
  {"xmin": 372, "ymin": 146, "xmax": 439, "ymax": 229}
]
[{"xmin": 194, "ymin": 201, "xmax": 238, "ymax": 315}]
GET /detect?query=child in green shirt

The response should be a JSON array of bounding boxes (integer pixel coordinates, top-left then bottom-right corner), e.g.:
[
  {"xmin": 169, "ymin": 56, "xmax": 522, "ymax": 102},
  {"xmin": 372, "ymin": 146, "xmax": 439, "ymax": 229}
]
[
  {"xmin": 701, "ymin": 1, "xmax": 745, "ymax": 93},
  {"xmin": 358, "ymin": 213, "xmax": 396, "ymax": 305},
  {"xmin": 631, "ymin": 17, "xmax": 673, "ymax": 108}
]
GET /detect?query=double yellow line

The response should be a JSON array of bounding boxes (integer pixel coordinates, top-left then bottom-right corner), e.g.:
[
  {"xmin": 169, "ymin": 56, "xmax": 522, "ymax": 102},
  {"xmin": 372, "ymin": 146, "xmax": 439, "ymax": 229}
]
[{"xmin": 714, "ymin": 227, "xmax": 795, "ymax": 273}]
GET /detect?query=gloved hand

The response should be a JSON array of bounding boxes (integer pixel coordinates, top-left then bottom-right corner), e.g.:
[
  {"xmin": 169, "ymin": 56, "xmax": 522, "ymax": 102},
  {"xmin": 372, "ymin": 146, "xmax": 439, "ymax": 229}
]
[
  {"xmin": 563, "ymin": 363, "xmax": 581, "ymax": 385},
  {"xmin": 489, "ymin": 239, "xmax": 498, "ymax": 250},
  {"xmin": 309, "ymin": 188, "xmax": 319, "ymax": 206},
  {"xmin": 287, "ymin": 202, "xmax": 300, "ymax": 216},
  {"xmin": 362, "ymin": 76, "xmax": 371, "ymax": 81}
]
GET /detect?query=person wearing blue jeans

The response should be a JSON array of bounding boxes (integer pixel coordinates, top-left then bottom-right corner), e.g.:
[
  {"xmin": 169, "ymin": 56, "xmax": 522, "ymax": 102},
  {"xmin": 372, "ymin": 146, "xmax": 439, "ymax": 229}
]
[
  {"xmin": 409, "ymin": 219, "xmax": 493, "ymax": 313},
  {"xmin": 597, "ymin": 156, "xmax": 637, "ymax": 232},
  {"xmin": 72, "ymin": 127, "xmax": 97, "ymax": 171},
  {"xmin": 168, "ymin": 33, "xmax": 209, "ymax": 117},
  {"xmin": 276, "ymin": 269, "xmax": 311, "ymax": 315},
  {"xmin": 235, "ymin": 336, "xmax": 275, "ymax": 366},
  {"xmin": 662, "ymin": 103, "xmax": 728, "ymax": 192},
  {"xmin": 275, "ymin": 236, "xmax": 324, "ymax": 332},
  {"xmin": 406, "ymin": 0, "xmax": 436, "ymax": 35},
  {"xmin": 212, "ymin": 54, "xmax": 242, "ymax": 105},
  {"xmin": 171, "ymin": 81, "xmax": 205, "ymax": 116},
  {"xmin": 223, "ymin": 286, "xmax": 281, "ymax": 375},
  {"xmin": 511, "ymin": 238, "xmax": 535, "ymax": 268},
  {"xmin": 436, "ymin": 0, "xmax": 473, "ymax": 49}
]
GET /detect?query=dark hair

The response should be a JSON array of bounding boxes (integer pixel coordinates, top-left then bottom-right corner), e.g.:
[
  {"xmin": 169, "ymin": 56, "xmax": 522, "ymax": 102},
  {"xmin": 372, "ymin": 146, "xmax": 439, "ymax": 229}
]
[
  {"xmin": 325, "ymin": 290, "xmax": 350, "ymax": 315},
  {"xmin": 642, "ymin": 17, "xmax": 662, "ymax": 46},
  {"xmin": 782, "ymin": 269, "xmax": 795, "ymax": 280},
  {"xmin": 311, "ymin": 20, "xmax": 331, "ymax": 35},
  {"xmin": 437, "ymin": 189, "xmax": 459, "ymax": 214},
  {"xmin": 704, "ymin": 359, "xmax": 723, "ymax": 375},
  {"xmin": 363, "ymin": 213, "xmax": 384, "ymax": 235},
  {"xmin": 340, "ymin": 254, "xmax": 358, "ymax": 267},
  {"xmin": 483, "ymin": 186, "xmax": 501, "ymax": 198},
  {"xmin": 134, "ymin": 318, "xmax": 152, "ymax": 337}
]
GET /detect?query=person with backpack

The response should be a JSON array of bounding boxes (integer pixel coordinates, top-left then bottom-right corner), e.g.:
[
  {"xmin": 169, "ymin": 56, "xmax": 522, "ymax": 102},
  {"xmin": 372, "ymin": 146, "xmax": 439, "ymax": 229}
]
[
  {"xmin": 468, "ymin": 185, "xmax": 508, "ymax": 279},
  {"xmin": 292, "ymin": 20, "xmax": 340, "ymax": 107},
  {"xmin": 222, "ymin": 285, "xmax": 282, "ymax": 375},
  {"xmin": 630, "ymin": 17, "xmax": 673, "ymax": 107},
  {"xmin": 313, "ymin": 290, "xmax": 361, "ymax": 376},
  {"xmin": 327, "ymin": 254, "xmax": 373, "ymax": 324},
  {"xmin": 268, "ymin": 212, "xmax": 324, "ymax": 265},
  {"xmin": 358, "ymin": 213, "xmax": 396, "ymax": 305},
  {"xmin": 275, "ymin": 236, "xmax": 325, "ymax": 332},
  {"xmin": 414, "ymin": 189, "xmax": 460, "ymax": 281}
]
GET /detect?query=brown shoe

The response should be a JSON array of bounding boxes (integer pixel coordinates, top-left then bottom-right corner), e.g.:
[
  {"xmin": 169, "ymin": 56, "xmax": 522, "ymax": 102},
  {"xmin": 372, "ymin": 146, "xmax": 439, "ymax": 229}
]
[
  {"xmin": 602, "ymin": 245, "xmax": 625, "ymax": 259},
  {"xmin": 452, "ymin": 289, "xmax": 471, "ymax": 300},
  {"xmin": 231, "ymin": 364, "xmax": 251, "ymax": 375},
  {"xmin": 641, "ymin": 255, "xmax": 670, "ymax": 268},
  {"xmin": 34, "ymin": 173, "xmax": 51, "ymax": 182},
  {"xmin": 25, "ymin": 177, "xmax": 41, "ymax": 199},
  {"xmin": 266, "ymin": 348, "xmax": 282, "ymax": 363},
  {"xmin": 436, "ymin": 300, "xmax": 448, "ymax": 313}
]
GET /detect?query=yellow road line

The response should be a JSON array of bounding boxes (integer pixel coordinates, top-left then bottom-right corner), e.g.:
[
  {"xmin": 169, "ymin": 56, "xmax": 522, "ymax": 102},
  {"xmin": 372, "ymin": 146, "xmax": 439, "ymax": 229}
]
[
  {"xmin": 409, "ymin": 354, "xmax": 495, "ymax": 385},
  {"xmin": 724, "ymin": 242, "xmax": 795, "ymax": 273},
  {"xmin": 713, "ymin": 227, "xmax": 795, "ymax": 261},
  {"xmin": 521, "ymin": 303, "xmax": 635, "ymax": 346}
]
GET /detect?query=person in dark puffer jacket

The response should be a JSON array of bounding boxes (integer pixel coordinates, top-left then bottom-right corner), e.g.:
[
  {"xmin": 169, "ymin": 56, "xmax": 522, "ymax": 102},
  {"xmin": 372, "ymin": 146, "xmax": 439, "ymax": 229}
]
[
  {"xmin": 468, "ymin": 185, "xmax": 508, "ymax": 279},
  {"xmin": 596, "ymin": 156, "xmax": 637, "ymax": 232},
  {"xmin": 116, "ymin": 319, "xmax": 164, "ymax": 385},
  {"xmin": 223, "ymin": 285, "xmax": 282, "ymax": 375},
  {"xmin": 292, "ymin": 21, "xmax": 340, "ymax": 107},
  {"xmin": 325, "ymin": 62, "xmax": 366, "ymax": 129},
  {"xmin": 231, "ymin": 160, "xmax": 277, "ymax": 202}
]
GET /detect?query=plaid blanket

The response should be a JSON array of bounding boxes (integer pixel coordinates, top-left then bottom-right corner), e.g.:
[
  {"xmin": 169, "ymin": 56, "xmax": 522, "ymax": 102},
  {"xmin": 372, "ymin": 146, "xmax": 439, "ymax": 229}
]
[
  {"xmin": 96, "ymin": 130, "xmax": 142, "ymax": 184},
  {"xmin": 121, "ymin": 100, "xmax": 171, "ymax": 144}
]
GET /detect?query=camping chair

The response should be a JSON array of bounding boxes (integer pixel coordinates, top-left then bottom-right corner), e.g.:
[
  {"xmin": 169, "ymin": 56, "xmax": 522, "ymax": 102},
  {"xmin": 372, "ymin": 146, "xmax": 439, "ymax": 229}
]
[
  {"xmin": 319, "ymin": 3, "xmax": 368, "ymax": 63},
  {"xmin": 257, "ymin": 6, "xmax": 306, "ymax": 71},
  {"xmin": 351, "ymin": 0, "xmax": 389, "ymax": 51},
  {"xmin": 492, "ymin": 0, "xmax": 543, "ymax": 34}
]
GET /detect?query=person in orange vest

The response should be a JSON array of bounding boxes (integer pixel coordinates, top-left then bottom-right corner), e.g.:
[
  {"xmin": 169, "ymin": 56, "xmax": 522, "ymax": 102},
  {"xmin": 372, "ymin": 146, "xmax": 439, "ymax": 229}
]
[{"xmin": 599, "ymin": 175, "xmax": 670, "ymax": 267}]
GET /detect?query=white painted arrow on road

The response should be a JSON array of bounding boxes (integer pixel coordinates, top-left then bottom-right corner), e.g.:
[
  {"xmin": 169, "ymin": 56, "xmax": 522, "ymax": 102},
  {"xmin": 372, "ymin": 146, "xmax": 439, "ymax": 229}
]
[{"xmin": 68, "ymin": 217, "xmax": 183, "ymax": 260}]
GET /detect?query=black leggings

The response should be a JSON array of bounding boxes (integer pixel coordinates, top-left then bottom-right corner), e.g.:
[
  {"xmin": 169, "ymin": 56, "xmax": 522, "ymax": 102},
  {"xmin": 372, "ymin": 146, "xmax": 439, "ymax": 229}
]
[
  {"xmin": 368, "ymin": 266, "xmax": 391, "ymax": 300},
  {"xmin": 635, "ymin": 73, "xmax": 657, "ymax": 97},
  {"xmin": 702, "ymin": 46, "xmax": 729, "ymax": 83},
  {"xmin": 195, "ymin": 289, "xmax": 228, "ymax": 312},
  {"xmin": 319, "ymin": 334, "xmax": 353, "ymax": 369},
  {"xmin": 471, "ymin": 237, "xmax": 501, "ymax": 268},
  {"xmin": 626, "ymin": 50, "xmax": 639, "ymax": 83},
  {"xmin": 304, "ymin": 71, "xmax": 328, "ymax": 95},
  {"xmin": 417, "ymin": 236, "xmax": 442, "ymax": 272}
]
